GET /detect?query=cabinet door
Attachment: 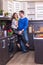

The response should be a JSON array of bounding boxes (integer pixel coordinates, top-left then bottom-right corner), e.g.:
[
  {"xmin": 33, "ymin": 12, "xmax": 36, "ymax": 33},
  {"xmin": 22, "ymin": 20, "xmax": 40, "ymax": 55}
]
[
  {"xmin": 1, "ymin": 38, "xmax": 8, "ymax": 63},
  {"xmin": 0, "ymin": 40, "xmax": 2, "ymax": 65},
  {"xmin": 12, "ymin": 38, "xmax": 17, "ymax": 53},
  {"xmin": 34, "ymin": 40, "xmax": 43, "ymax": 64},
  {"xmin": 29, "ymin": 33, "xmax": 34, "ymax": 50},
  {"xmin": 0, "ymin": 40, "xmax": 5, "ymax": 65},
  {"xmin": 8, "ymin": 37, "xmax": 17, "ymax": 55},
  {"xmin": 0, "ymin": 51, "xmax": 5, "ymax": 65},
  {"xmin": 5, "ymin": 39, "xmax": 9, "ymax": 63},
  {"xmin": 11, "ymin": 36, "xmax": 18, "ymax": 54}
]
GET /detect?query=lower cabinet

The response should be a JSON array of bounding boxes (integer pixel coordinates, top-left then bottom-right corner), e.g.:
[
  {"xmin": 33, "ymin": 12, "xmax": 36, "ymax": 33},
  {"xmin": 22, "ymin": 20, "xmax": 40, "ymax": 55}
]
[
  {"xmin": 34, "ymin": 39, "xmax": 43, "ymax": 64},
  {"xmin": 7, "ymin": 36, "xmax": 17, "ymax": 61},
  {"xmin": 0, "ymin": 38, "xmax": 9, "ymax": 64},
  {"xmin": 0, "ymin": 39, "xmax": 6, "ymax": 65},
  {"xmin": 29, "ymin": 33, "xmax": 34, "ymax": 50},
  {"xmin": 0, "ymin": 35, "xmax": 17, "ymax": 65},
  {"xmin": 0, "ymin": 52, "xmax": 5, "ymax": 65}
]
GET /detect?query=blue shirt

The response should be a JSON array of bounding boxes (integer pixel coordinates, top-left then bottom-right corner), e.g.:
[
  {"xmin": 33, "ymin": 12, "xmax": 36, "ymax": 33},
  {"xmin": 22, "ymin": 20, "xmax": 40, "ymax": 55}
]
[{"xmin": 18, "ymin": 17, "xmax": 29, "ymax": 31}]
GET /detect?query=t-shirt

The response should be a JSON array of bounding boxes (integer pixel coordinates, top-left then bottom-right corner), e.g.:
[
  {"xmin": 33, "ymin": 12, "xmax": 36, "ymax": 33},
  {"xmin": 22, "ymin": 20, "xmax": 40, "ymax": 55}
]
[{"xmin": 11, "ymin": 19, "xmax": 18, "ymax": 29}]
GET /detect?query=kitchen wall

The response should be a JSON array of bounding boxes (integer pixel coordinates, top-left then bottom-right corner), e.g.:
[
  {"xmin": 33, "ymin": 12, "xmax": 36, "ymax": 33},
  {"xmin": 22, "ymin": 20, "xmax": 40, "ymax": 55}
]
[
  {"xmin": 13, "ymin": 1, "xmax": 43, "ymax": 20},
  {"xmin": 13, "ymin": 1, "xmax": 35, "ymax": 20},
  {"xmin": 0, "ymin": 0, "xmax": 3, "ymax": 9},
  {"xmin": 0, "ymin": 0, "xmax": 43, "ymax": 20}
]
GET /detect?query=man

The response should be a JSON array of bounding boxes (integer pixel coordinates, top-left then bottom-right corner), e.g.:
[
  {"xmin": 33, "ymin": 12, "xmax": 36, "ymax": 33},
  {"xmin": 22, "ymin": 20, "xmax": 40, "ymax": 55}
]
[{"xmin": 18, "ymin": 10, "xmax": 29, "ymax": 53}]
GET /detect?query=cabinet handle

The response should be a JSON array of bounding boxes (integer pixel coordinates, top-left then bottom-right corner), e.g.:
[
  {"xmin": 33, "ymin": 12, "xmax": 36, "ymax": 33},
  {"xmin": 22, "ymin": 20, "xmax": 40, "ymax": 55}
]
[
  {"xmin": 8, "ymin": 38, "xmax": 10, "ymax": 40},
  {"xmin": 2, "ymin": 40, "xmax": 6, "ymax": 48}
]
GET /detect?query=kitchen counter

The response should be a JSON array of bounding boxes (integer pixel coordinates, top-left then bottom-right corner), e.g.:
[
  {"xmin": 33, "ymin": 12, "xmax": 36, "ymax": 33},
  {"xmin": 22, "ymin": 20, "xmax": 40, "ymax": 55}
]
[
  {"xmin": 33, "ymin": 37, "xmax": 43, "ymax": 39},
  {"xmin": 0, "ymin": 35, "xmax": 16, "ymax": 39},
  {"xmin": 0, "ymin": 16, "xmax": 11, "ymax": 20}
]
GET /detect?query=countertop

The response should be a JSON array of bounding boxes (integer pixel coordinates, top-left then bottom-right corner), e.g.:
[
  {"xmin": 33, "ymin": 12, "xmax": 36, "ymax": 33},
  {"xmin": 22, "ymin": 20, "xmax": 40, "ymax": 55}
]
[
  {"xmin": 33, "ymin": 37, "xmax": 43, "ymax": 39},
  {"xmin": 0, "ymin": 16, "xmax": 11, "ymax": 20}
]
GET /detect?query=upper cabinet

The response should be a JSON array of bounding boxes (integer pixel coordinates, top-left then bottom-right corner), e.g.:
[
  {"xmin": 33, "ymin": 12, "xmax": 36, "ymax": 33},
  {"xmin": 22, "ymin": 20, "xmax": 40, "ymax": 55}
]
[
  {"xmin": 35, "ymin": 2, "xmax": 43, "ymax": 20},
  {"xmin": 13, "ymin": 1, "xmax": 35, "ymax": 20},
  {"xmin": 0, "ymin": 0, "xmax": 14, "ymax": 17},
  {"xmin": 13, "ymin": 1, "xmax": 43, "ymax": 20},
  {"xmin": 26, "ymin": 2, "xmax": 35, "ymax": 20}
]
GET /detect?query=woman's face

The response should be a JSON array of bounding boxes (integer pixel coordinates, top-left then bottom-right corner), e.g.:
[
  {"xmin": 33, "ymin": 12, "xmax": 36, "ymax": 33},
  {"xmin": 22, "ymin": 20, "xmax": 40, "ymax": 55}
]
[{"xmin": 14, "ymin": 14, "xmax": 18, "ymax": 19}]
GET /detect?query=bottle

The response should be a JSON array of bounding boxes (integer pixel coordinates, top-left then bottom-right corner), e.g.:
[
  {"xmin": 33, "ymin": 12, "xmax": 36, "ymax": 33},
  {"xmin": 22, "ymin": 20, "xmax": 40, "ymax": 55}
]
[
  {"xmin": 4, "ymin": 30, "xmax": 7, "ymax": 37},
  {"xmin": 29, "ymin": 25, "xmax": 32, "ymax": 33}
]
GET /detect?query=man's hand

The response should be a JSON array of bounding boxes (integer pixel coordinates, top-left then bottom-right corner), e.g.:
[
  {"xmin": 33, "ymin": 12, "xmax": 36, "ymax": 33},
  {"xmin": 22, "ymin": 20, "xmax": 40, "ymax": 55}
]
[
  {"xmin": 18, "ymin": 31, "xmax": 22, "ymax": 35},
  {"xmin": 18, "ymin": 29, "xmax": 24, "ymax": 35}
]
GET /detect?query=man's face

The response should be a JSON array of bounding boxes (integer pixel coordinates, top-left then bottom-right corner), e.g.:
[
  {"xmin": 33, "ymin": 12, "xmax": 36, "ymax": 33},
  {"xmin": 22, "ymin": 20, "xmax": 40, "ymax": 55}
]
[{"xmin": 19, "ymin": 12, "xmax": 24, "ymax": 18}]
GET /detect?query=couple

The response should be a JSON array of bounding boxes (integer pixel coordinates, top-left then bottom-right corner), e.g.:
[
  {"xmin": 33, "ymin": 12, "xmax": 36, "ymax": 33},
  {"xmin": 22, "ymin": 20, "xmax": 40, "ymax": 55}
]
[{"xmin": 11, "ymin": 10, "xmax": 29, "ymax": 53}]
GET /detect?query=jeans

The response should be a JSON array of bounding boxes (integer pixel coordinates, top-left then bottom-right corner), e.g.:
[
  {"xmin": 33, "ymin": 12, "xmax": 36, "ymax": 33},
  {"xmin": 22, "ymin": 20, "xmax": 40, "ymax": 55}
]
[
  {"xmin": 22, "ymin": 30, "xmax": 29, "ymax": 43},
  {"xmin": 12, "ymin": 28, "xmax": 18, "ymax": 34},
  {"xmin": 18, "ymin": 30, "xmax": 29, "ymax": 52}
]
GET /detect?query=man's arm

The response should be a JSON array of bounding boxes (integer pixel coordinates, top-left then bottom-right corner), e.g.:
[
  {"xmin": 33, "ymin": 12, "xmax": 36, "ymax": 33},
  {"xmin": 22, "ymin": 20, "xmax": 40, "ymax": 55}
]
[
  {"xmin": 18, "ymin": 18, "xmax": 29, "ymax": 35},
  {"xmin": 23, "ymin": 18, "xmax": 29, "ymax": 31}
]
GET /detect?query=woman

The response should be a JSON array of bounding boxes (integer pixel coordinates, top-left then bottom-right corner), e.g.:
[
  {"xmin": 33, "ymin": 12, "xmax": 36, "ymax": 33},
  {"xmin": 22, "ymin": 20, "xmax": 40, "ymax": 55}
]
[
  {"xmin": 11, "ymin": 13, "xmax": 18, "ymax": 31},
  {"xmin": 11, "ymin": 13, "xmax": 21, "ymax": 49}
]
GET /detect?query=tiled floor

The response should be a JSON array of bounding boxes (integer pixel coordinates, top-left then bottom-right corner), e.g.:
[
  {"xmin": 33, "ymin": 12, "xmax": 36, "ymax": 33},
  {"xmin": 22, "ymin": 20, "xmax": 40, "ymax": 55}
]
[{"xmin": 6, "ymin": 51, "xmax": 43, "ymax": 65}]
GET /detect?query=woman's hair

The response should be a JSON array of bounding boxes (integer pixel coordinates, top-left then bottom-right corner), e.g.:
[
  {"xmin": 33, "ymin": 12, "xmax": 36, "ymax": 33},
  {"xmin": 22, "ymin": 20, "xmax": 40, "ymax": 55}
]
[{"xmin": 11, "ymin": 13, "xmax": 18, "ymax": 21}]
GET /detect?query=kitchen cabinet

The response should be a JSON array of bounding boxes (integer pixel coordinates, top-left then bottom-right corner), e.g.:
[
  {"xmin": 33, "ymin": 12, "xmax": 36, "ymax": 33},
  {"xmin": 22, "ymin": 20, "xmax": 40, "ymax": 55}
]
[
  {"xmin": 29, "ymin": 33, "xmax": 34, "ymax": 50},
  {"xmin": 0, "ymin": 35, "xmax": 18, "ymax": 65},
  {"xmin": 0, "ymin": 17, "xmax": 18, "ymax": 64},
  {"xmin": 28, "ymin": 21, "xmax": 34, "ymax": 50},
  {"xmin": 33, "ymin": 32, "xmax": 43, "ymax": 64},
  {"xmin": 34, "ymin": 37, "xmax": 43, "ymax": 64},
  {"xmin": 0, "ymin": 38, "xmax": 9, "ymax": 64},
  {"xmin": 7, "ymin": 36, "xmax": 18, "ymax": 61},
  {"xmin": 28, "ymin": 20, "xmax": 43, "ymax": 50},
  {"xmin": 2, "ymin": 38, "xmax": 9, "ymax": 63},
  {"xmin": 0, "ymin": 39, "xmax": 6, "ymax": 65}
]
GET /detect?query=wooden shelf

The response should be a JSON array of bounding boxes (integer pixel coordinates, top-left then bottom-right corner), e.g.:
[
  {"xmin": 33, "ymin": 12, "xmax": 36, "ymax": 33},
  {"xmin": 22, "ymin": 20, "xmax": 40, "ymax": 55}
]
[{"xmin": 0, "ymin": 17, "xmax": 11, "ymax": 20}]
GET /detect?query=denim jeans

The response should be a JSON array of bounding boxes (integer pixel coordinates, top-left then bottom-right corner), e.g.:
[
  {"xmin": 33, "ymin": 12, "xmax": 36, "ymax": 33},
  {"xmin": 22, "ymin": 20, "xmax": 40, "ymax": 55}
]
[
  {"xmin": 18, "ymin": 30, "xmax": 29, "ymax": 52},
  {"xmin": 22, "ymin": 30, "xmax": 29, "ymax": 43}
]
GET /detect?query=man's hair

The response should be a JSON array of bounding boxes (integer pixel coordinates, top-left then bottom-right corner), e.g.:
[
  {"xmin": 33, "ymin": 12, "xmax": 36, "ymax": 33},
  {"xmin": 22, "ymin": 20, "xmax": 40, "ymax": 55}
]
[{"xmin": 19, "ymin": 10, "xmax": 24, "ymax": 14}]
